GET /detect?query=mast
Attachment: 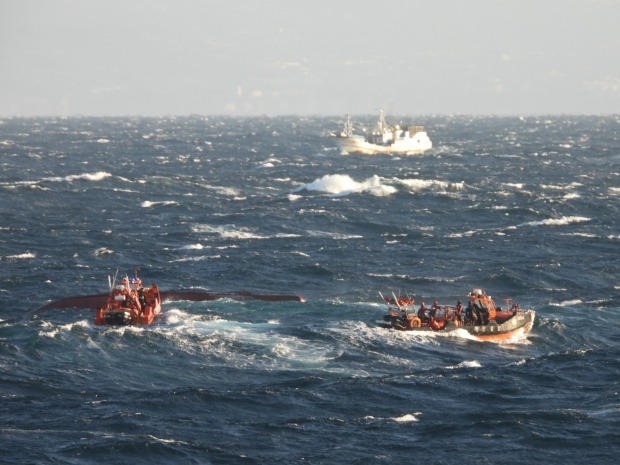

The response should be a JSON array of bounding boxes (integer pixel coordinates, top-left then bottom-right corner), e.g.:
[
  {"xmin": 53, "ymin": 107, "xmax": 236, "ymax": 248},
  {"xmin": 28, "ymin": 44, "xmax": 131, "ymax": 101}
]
[
  {"xmin": 377, "ymin": 110, "xmax": 389, "ymax": 133},
  {"xmin": 341, "ymin": 113, "xmax": 353, "ymax": 137}
]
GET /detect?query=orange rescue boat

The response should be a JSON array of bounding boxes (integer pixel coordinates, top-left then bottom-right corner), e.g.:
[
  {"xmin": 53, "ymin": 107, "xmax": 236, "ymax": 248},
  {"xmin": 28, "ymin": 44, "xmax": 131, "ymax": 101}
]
[
  {"xmin": 379, "ymin": 288, "xmax": 535, "ymax": 342},
  {"xmin": 94, "ymin": 273, "xmax": 161, "ymax": 326}
]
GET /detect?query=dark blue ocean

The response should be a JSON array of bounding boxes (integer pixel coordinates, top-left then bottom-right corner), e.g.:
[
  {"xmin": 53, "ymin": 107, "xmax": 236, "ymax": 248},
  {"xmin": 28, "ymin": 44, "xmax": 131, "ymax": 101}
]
[{"xmin": 1, "ymin": 115, "xmax": 619, "ymax": 464}]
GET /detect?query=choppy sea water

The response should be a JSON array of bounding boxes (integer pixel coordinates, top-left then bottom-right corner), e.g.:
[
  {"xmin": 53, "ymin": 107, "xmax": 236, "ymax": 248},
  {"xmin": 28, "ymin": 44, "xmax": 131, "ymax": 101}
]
[{"xmin": 1, "ymin": 115, "xmax": 619, "ymax": 464}]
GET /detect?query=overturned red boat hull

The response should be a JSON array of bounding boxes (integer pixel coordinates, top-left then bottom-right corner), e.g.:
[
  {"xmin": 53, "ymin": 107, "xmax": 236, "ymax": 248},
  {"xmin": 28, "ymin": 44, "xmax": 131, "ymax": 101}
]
[
  {"xmin": 35, "ymin": 286, "xmax": 305, "ymax": 326},
  {"xmin": 159, "ymin": 290, "xmax": 305, "ymax": 303}
]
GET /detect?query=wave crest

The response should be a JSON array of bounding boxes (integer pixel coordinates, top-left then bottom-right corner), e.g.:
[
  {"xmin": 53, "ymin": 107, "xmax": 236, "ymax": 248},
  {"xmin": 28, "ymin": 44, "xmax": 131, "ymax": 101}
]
[{"xmin": 295, "ymin": 174, "xmax": 396, "ymax": 197}]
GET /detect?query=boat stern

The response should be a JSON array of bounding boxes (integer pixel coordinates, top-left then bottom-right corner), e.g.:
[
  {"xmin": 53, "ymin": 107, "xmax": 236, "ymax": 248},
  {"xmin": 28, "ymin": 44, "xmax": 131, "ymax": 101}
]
[{"xmin": 95, "ymin": 308, "xmax": 134, "ymax": 326}]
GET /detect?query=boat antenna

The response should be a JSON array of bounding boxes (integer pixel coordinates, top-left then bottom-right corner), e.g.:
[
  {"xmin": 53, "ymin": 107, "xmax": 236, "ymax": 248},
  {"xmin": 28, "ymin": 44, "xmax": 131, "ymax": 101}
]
[
  {"xmin": 109, "ymin": 269, "xmax": 119, "ymax": 291},
  {"xmin": 392, "ymin": 291, "xmax": 405, "ymax": 315},
  {"xmin": 378, "ymin": 109, "xmax": 388, "ymax": 133},
  {"xmin": 342, "ymin": 113, "xmax": 353, "ymax": 137}
]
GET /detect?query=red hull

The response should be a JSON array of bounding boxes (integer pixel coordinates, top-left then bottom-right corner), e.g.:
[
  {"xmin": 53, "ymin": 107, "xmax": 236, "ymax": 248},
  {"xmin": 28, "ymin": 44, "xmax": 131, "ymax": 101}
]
[
  {"xmin": 94, "ymin": 282, "xmax": 162, "ymax": 326},
  {"xmin": 35, "ymin": 280, "xmax": 305, "ymax": 326}
]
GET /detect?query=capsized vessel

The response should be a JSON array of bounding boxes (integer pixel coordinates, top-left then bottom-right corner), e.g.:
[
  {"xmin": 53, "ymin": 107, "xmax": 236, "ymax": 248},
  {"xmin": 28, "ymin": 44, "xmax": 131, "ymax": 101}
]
[
  {"xmin": 35, "ymin": 270, "xmax": 305, "ymax": 326},
  {"xmin": 378, "ymin": 289, "xmax": 535, "ymax": 342}
]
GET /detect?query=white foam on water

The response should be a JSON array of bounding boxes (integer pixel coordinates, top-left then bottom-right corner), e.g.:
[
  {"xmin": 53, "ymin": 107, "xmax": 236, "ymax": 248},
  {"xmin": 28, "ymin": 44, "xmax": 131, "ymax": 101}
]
[
  {"xmin": 519, "ymin": 215, "xmax": 590, "ymax": 228},
  {"xmin": 157, "ymin": 308, "xmax": 345, "ymax": 372},
  {"xmin": 140, "ymin": 200, "xmax": 178, "ymax": 208},
  {"xmin": 392, "ymin": 412, "xmax": 422, "ymax": 423},
  {"xmin": 446, "ymin": 360, "xmax": 482, "ymax": 369},
  {"xmin": 4, "ymin": 252, "xmax": 35, "ymax": 260},
  {"xmin": 295, "ymin": 174, "xmax": 397, "ymax": 197}
]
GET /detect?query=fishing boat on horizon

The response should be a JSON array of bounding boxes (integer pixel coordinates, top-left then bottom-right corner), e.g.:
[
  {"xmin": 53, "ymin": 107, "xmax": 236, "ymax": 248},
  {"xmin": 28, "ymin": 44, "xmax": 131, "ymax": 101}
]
[{"xmin": 335, "ymin": 111, "xmax": 432, "ymax": 155}]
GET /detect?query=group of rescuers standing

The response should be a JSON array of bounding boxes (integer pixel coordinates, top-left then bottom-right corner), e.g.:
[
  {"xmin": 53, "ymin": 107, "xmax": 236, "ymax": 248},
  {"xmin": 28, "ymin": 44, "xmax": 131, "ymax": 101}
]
[
  {"xmin": 413, "ymin": 299, "xmax": 488, "ymax": 326},
  {"xmin": 394, "ymin": 289, "xmax": 519, "ymax": 327}
]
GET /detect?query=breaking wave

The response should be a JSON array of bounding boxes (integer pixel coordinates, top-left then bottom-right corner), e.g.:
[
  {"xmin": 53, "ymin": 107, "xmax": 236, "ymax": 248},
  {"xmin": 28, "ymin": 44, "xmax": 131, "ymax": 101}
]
[
  {"xmin": 519, "ymin": 216, "xmax": 590, "ymax": 227},
  {"xmin": 295, "ymin": 174, "xmax": 396, "ymax": 197}
]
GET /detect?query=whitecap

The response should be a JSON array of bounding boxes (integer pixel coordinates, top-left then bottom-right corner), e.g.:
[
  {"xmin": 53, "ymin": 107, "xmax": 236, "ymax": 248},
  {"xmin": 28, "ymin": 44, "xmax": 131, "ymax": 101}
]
[
  {"xmin": 308, "ymin": 230, "xmax": 363, "ymax": 240},
  {"xmin": 192, "ymin": 224, "xmax": 270, "ymax": 240},
  {"xmin": 296, "ymin": 174, "xmax": 358, "ymax": 194},
  {"xmin": 94, "ymin": 247, "xmax": 114, "ymax": 256},
  {"xmin": 519, "ymin": 216, "xmax": 590, "ymax": 227},
  {"xmin": 198, "ymin": 184, "xmax": 241, "ymax": 197},
  {"xmin": 447, "ymin": 230, "xmax": 476, "ymax": 238},
  {"xmin": 396, "ymin": 178, "xmax": 464, "ymax": 192},
  {"xmin": 291, "ymin": 251, "xmax": 311, "ymax": 257},
  {"xmin": 221, "ymin": 228, "xmax": 265, "ymax": 240},
  {"xmin": 141, "ymin": 200, "xmax": 178, "ymax": 208},
  {"xmin": 4, "ymin": 252, "xmax": 35, "ymax": 260},
  {"xmin": 570, "ymin": 232, "xmax": 596, "ymax": 238},
  {"xmin": 172, "ymin": 255, "xmax": 221, "ymax": 262},
  {"xmin": 554, "ymin": 299, "xmax": 583, "ymax": 307},
  {"xmin": 63, "ymin": 172, "xmax": 111, "ymax": 182},
  {"xmin": 295, "ymin": 174, "xmax": 396, "ymax": 197},
  {"xmin": 178, "ymin": 244, "xmax": 204, "ymax": 250},
  {"xmin": 38, "ymin": 319, "xmax": 90, "ymax": 338},
  {"xmin": 541, "ymin": 182, "xmax": 583, "ymax": 190},
  {"xmin": 447, "ymin": 360, "xmax": 482, "ymax": 369},
  {"xmin": 163, "ymin": 308, "xmax": 195, "ymax": 325},
  {"xmin": 393, "ymin": 413, "xmax": 422, "ymax": 423},
  {"xmin": 439, "ymin": 328, "xmax": 478, "ymax": 341}
]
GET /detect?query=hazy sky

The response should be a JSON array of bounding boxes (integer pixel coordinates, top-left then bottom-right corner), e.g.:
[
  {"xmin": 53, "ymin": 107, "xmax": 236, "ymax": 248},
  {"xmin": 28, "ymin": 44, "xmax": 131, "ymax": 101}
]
[{"xmin": 1, "ymin": 0, "xmax": 619, "ymax": 116}]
